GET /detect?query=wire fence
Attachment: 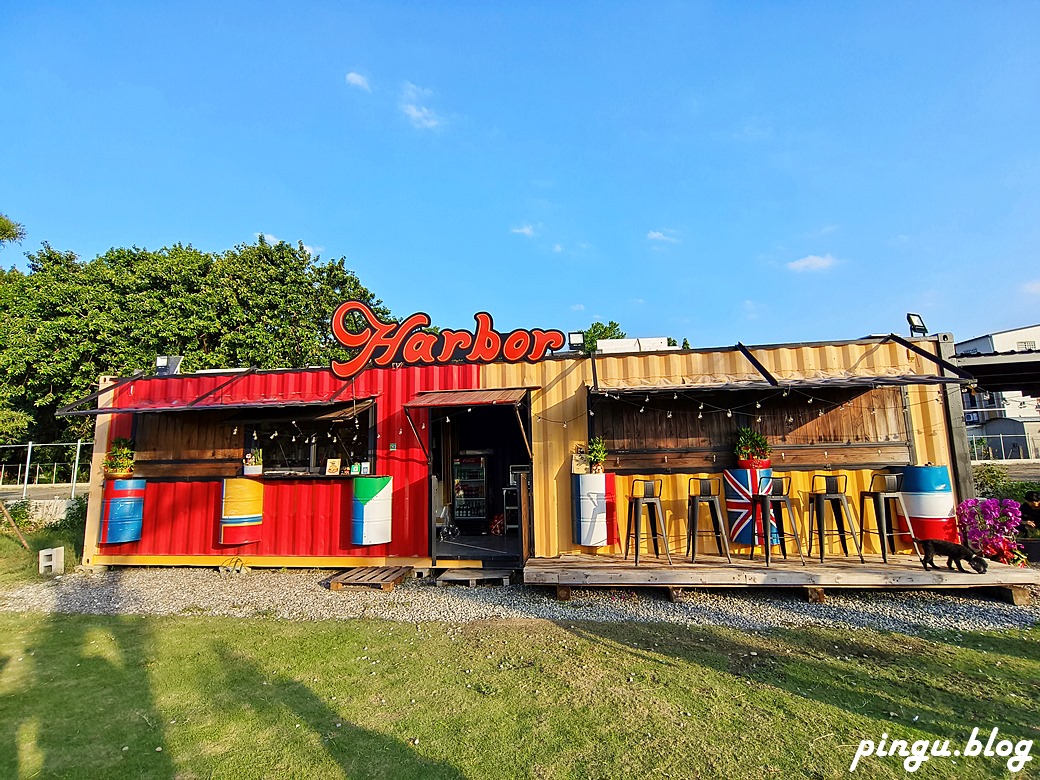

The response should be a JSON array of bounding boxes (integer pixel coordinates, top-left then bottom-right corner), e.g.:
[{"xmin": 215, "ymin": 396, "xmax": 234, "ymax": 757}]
[
  {"xmin": 968, "ymin": 434, "xmax": 1040, "ymax": 461},
  {"xmin": 0, "ymin": 440, "xmax": 94, "ymax": 498}
]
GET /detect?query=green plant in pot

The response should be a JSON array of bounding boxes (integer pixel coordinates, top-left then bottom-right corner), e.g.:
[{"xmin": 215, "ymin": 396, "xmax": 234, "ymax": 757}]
[
  {"xmin": 103, "ymin": 437, "xmax": 135, "ymax": 477},
  {"xmin": 734, "ymin": 427, "xmax": 771, "ymax": 468},
  {"xmin": 587, "ymin": 437, "xmax": 608, "ymax": 473}
]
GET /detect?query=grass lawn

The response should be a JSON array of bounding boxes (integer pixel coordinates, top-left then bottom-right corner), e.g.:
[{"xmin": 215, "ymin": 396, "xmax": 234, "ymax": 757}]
[{"xmin": 0, "ymin": 607, "xmax": 1036, "ymax": 779}]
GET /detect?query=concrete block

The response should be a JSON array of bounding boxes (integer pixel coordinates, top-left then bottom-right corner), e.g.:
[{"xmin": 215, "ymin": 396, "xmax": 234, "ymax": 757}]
[{"xmin": 39, "ymin": 547, "xmax": 64, "ymax": 575}]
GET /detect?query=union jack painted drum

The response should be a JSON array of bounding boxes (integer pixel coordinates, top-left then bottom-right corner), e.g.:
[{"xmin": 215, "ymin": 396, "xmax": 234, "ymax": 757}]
[
  {"xmin": 100, "ymin": 479, "xmax": 146, "ymax": 544},
  {"xmin": 899, "ymin": 465, "xmax": 958, "ymax": 543},
  {"xmin": 724, "ymin": 467, "xmax": 777, "ymax": 545},
  {"xmin": 220, "ymin": 477, "xmax": 264, "ymax": 545},
  {"xmin": 352, "ymin": 476, "xmax": 393, "ymax": 545}
]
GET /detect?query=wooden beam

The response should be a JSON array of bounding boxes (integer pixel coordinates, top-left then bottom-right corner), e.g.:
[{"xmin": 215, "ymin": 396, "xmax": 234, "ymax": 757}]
[{"xmin": 997, "ymin": 586, "xmax": 1031, "ymax": 606}]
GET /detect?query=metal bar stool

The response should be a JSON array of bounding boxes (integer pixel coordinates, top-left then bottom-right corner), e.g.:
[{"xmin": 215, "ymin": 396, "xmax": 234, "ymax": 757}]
[
  {"xmin": 807, "ymin": 475, "xmax": 865, "ymax": 563},
  {"xmin": 758, "ymin": 475, "xmax": 806, "ymax": 566},
  {"xmin": 624, "ymin": 478, "xmax": 672, "ymax": 566},
  {"xmin": 687, "ymin": 478, "xmax": 731, "ymax": 563},
  {"xmin": 858, "ymin": 473, "xmax": 919, "ymax": 562}
]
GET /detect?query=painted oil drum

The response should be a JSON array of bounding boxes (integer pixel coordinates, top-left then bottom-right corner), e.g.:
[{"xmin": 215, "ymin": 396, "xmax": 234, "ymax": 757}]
[
  {"xmin": 352, "ymin": 476, "xmax": 393, "ymax": 545},
  {"xmin": 100, "ymin": 479, "xmax": 146, "ymax": 544},
  {"xmin": 900, "ymin": 465, "xmax": 958, "ymax": 543},
  {"xmin": 724, "ymin": 467, "xmax": 776, "ymax": 545},
  {"xmin": 220, "ymin": 477, "xmax": 264, "ymax": 545},
  {"xmin": 572, "ymin": 473, "xmax": 608, "ymax": 547}
]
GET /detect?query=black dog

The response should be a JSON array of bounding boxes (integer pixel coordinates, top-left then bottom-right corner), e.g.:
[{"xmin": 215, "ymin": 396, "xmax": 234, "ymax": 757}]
[{"xmin": 913, "ymin": 538, "xmax": 989, "ymax": 574}]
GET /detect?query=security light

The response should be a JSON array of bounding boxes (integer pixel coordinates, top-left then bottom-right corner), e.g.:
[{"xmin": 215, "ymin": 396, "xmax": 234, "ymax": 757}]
[
  {"xmin": 567, "ymin": 331, "xmax": 585, "ymax": 351},
  {"xmin": 906, "ymin": 313, "xmax": 928, "ymax": 337}
]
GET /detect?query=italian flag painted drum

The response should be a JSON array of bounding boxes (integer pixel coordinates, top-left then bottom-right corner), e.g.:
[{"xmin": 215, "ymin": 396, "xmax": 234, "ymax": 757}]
[
  {"xmin": 352, "ymin": 476, "xmax": 393, "ymax": 546},
  {"xmin": 221, "ymin": 477, "xmax": 264, "ymax": 545},
  {"xmin": 101, "ymin": 479, "xmax": 146, "ymax": 544},
  {"xmin": 900, "ymin": 465, "xmax": 958, "ymax": 543}
]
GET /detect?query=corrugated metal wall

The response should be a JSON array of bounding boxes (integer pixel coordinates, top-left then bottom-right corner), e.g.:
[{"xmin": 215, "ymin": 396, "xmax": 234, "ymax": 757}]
[
  {"xmin": 94, "ymin": 364, "xmax": 479, "ymax": 563},
  {"xmin": 483, "ymin": 340, "xmax": 957, "ymax": 558}
]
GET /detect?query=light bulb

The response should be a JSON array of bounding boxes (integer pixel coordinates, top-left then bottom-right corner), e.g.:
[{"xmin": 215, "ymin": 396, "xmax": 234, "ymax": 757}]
[
  {"xmin": 756, "ymin": 416, "xmax": 762, "ymax": 423},
  {"xmin": 589, "ymin": 410, "xmax": 595, "ymax": 416},
  {"xmin": 726, "ymin": 409, "xmax": 732, "ymax": 418},
  {"xmin": 232, "ymin": 426, "xmax": 238, "ymax": 435},
  {"xmin": 673, "ymin": 393, "xmax": 678, "ymax": 400},
  {"xmin": 399, "ymin": 428, "xmax": 403, "ymax": 436},
  {"xmin": 697, "ymin": 412, "xmax": 703, "ymax": 420},
  {"xmin": 808, "ymin": 398, "xmax": 814, "ymax": 404},
  {"xmin": 253, "ymin": 431, "xmax": 258, "ymax": 441},
  {"xmin": 699, "ymin": 402, "xmax": 704, "ymax": 410},
  {"xmin": 445, "ymin": 416, "xmax": 450, "ymax": 423},
  {"xmin": 639, "ymin": 406, "xmax": 645, "ymax": 414},
  {"xmin": 563, "ymin": 422, "xmax": 568, "ymax": 428},
  {"xmin": 667, "ymin": 411, "xmax": 672, "ymax": 419},
  {"xmin": 755, "ymin": 401, "xmax": 761, "ymax": 409}
]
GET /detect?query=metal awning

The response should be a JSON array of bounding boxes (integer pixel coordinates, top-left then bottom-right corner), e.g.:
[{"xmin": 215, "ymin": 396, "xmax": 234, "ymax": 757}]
[
  {"xmin": 403, "ymin": 388, "xmax": 531, "ymax": 461},
  {"xmin": 954, "ymin": 350, "xmax": 1040, "ymax": 397},
  {"xmin": 591, "ymin": 374, "xmax": 969, "ymax": 395},
  {"xmin": 224, "ymin": 398, "xmax": 376, "ymax": 423},
  {"xmin": 403, "ymin": 388, "xmax": 528, "ymax": 408}
]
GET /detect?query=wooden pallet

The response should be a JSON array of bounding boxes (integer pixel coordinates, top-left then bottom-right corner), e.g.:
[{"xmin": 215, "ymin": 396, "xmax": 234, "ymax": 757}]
[
  {"xmin": 329, "ymin": 566, "xmax": 414, "ymax": 592},
  {"xmin": 435, "ymin": 568, "xmax": 514, "ymax": 588}
]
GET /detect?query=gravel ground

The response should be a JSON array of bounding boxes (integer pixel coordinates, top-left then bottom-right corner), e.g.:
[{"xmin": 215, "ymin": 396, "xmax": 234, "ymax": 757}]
[{"xmin": 2, "ymin": 566, "xmax": 1039, "ymax": 636}]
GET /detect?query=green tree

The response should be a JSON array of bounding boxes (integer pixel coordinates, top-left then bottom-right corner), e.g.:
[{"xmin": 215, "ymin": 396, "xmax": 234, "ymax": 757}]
[
  {"xmin": 0, "ymin": 236, "xmax": 392, "ymax": 441},
  {"xmin": 581, "ymin": 321, "xmax": 626, "ymax": 354},
  {"xmin": 0, "ymin": 213, "xmax": 26, "ymax": 247}
]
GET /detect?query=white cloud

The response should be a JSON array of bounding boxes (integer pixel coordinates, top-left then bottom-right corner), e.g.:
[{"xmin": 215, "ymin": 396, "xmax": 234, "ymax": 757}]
[
  {"xmin": 400, "ymin": 81, "xmax": 442, "ymax": 129},
  {"xmin": 511, "ymin": 225, "xmax": 535, "ymax": 237},
  {"xmin": 1024, "ymin": 280, "xmax": 1040, "ymax": 294},
  {"xmin": 743, "ymin": 299, "xmax": 759, "ymax": 320},
  {"xmin": 571, "ymin": 303, "xmax": 585, "ymax": 311},
  {"xmin": 630, "ymin": 298, "xmax": 645, "ymax": 305},
  {"xmin": 258, "ymin": 233, "xmax": 320, "ymax": 255},
  {"xmin": 647, "ymin": 230, "xmax": 679, "ymax": 244},
  {"xmin": 345, "ymin": 72, "xmax": 371, "ymax": 91},
  {"xmin": 787, "ymin": 253, "xmax": 837, "ymax": 272},
  {"xmin": 553, "ymin": 244, "xmax": 563, "ymax": 253},
  {"xmin": 809, "ymin": 224, "xmax": 839, "ymax": 237}
]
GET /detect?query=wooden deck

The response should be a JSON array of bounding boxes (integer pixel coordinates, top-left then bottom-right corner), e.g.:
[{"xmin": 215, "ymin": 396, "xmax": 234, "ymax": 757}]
[{"xmin": 523, "ymin": 552, "xmax": 1040, "ymax": 603}]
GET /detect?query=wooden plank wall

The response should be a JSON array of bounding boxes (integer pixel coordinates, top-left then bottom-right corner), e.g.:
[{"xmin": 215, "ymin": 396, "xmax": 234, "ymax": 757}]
[
  {"xmin": 134, "ymin": 411, "xmax": 243, "ymax": 477},
  {"xmin": 595, "ymin": 388, "xmax": 911, "ymax": 471}
]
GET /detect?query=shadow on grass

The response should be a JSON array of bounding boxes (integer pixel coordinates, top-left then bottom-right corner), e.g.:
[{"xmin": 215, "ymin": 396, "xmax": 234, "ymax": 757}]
[
  {"xmin": 208, "ymin": 639, "xmax": 469, "ymax": 779},
  {"xmin": 562, "ymin": 618, "xmax": 1039, "ymax": 744},
  {"xmin": 0, "ymin": 569, "xmax": 175, "ymax": 778}
]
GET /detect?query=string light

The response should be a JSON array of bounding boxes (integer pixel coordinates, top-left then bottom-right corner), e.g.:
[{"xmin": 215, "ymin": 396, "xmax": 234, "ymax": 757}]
[
  {"xmin": 697, "ymin": 412, "xmax": 703, "ymax": 419},
  {"xmin": 756, "ymin": 416, "xmax": 762, "ymax": 423},
  {"xmin": 666, "ymin": 411, "xmax": 672, "ymax": 419},
  {"xmin": 252, "ymin": 431, "xmax": 258, "ymax": 441},
  {"xmin": 726, "ymin": 409, "xmax": 732, "ymax": 418},
  {"xmin": 755, "ymin": 401, "xmax": 761, "ymax": 409},
  {"xmin": 673, "ymin": 393, "xmax": 678, "ymax": 400},
  {"xmin": 699, "ymin": 403, "xmax": 704, "ymax": 410},
  {"xmin": 445, "ymin": 416, "xmax": 450, "ymax": 423},
  {"xmin": 589, "ymin": 410, "xmax": 594, "ymax": 416},
  {"xmin": 232, "ymin": 426, "xmax": 238, "ymax": 435},
  {"xmin": 639, "ymin": 406, "xmax": 645, "ymax": 413}
]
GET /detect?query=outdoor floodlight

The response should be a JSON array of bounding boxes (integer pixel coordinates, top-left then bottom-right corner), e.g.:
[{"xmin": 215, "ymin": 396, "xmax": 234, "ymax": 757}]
[
  {"xmin": 906, "ymin": 313, "xmax": 928, "ymax": 337},
  {"xmin": 568, "ymin": 332, "xmax": 585, "ymax": 351}
]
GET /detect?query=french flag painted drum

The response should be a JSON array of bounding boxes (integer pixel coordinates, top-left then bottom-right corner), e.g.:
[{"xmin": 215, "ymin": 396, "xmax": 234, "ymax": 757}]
[
  {"xmin": 900, "ymin": 465, "xmax": 958, "ymax": 543},
  {"xmin": 100, "ymin": 479, "xmax": 146, "ymax": 544}
]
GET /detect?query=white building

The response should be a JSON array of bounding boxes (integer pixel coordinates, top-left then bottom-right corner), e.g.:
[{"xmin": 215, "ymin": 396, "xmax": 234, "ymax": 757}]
[{"xmin": 956, "ymin": 324, "xmax": 1040, "ymax": 458}]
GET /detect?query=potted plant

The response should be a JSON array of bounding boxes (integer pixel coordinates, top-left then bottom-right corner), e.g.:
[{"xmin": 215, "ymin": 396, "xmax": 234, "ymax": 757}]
[
  {"xmin": 102, "ymin": 437, "xmax": 135, "ymax": 478},
  {"xmin": 243, "ymin": 447, "xmax": 264, "ymax": 476},
  {"xmin": 734, "ymin": 427, "xmax": 771, "ymax": 469},
  {"xmin": 956, "ymin": 498, "xmax": 1026, "ymax": 567},
  {"xmin": 1015, "ymin": 491, "xmax": 1040, "ymax": 562},
  {"xmin": 587, "ymin": 437, "xmax": 608, "ymax": 474}
]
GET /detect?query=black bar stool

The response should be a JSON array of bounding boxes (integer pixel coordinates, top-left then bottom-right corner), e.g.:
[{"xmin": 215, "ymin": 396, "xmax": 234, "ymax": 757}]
[
  {"xmin": 807, "ymin": 475, "xmax": 865, "ymax": 563},
  {"xmin": 687, "ymin": 477, "xmax": 731, "ymax": 563},
  {"xmin": 858, "ymin": 473, "xmax": 919, "ymax": 562},
  {"xmin": 756, "ymin": 475, "xmax": 807, "ymax": 566},
  {"xmin": 624, "ymin": 478, "xmax": 671, "ymax": 566}
]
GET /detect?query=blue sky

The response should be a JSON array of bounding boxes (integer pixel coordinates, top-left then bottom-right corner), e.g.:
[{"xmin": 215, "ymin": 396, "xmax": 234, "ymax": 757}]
[{"xmin": 2, "ymin": 2, "xmax": 1039, "ymax": 348}]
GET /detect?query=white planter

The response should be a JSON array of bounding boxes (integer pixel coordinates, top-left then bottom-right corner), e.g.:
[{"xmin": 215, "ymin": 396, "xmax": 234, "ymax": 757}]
[{"xmin": 242, "ymin": 465, "xmax": 263, "ymax": 476}]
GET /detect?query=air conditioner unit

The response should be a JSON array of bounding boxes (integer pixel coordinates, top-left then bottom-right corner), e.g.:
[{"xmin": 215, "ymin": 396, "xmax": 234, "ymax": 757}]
[{"xmin": 965, "ymin": 412, "xmax": 980, "ymax": 423}]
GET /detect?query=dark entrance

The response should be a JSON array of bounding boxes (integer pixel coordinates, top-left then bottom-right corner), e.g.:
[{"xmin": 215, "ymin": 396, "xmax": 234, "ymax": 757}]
[{"xmin": 403, "ymin": 390, "xmax": 532, "ymax": 563}]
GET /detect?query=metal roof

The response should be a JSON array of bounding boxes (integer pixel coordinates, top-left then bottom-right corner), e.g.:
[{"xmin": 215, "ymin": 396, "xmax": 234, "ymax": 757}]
[
  {"xmin": 403, "ymin": 388, "xmax": 527, "ymax": 408},
  {"xmin": 590, "ymin": 374, "xmax": 967, "ymax": 395},
  {"xmin": 953, "ymin": 349, "xmax": 1040, "ymax": 396}
]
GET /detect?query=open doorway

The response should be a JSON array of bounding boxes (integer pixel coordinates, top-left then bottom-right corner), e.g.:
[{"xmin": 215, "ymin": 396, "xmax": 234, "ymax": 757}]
[{"xmin": 403, "ymin": 389, "xmax": 533, "ymax": 563}]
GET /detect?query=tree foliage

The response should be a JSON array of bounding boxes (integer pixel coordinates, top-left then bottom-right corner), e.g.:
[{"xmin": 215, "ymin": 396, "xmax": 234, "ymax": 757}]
[
  {"xmin": 581, "ymin": 321, "xmax": 626, "ymax": 354},
  {"xmin": 0, "ymin": 236, "xmax": 392, "ymax": 441},
  {"xmin": 0, "ymin": 213, "xmax": 26, "ymax": 247}
]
